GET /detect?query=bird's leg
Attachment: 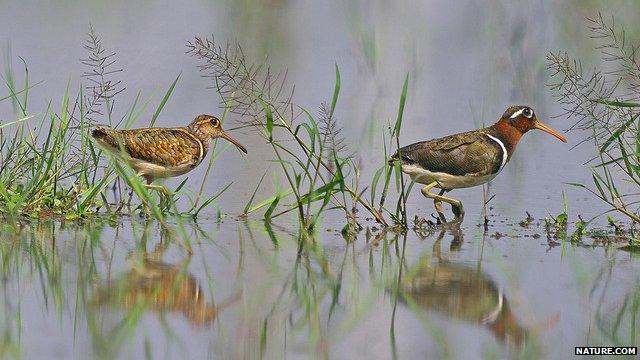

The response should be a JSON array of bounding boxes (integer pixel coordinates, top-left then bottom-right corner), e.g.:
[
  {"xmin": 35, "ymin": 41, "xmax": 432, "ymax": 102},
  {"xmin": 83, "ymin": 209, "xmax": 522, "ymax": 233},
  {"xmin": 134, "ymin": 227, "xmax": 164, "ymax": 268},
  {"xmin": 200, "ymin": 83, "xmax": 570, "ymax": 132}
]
[
  {"xmin": 440, "ymin": 188, "xmax": 465, "ymax": 221},
  {"xmin": 433, "ymin": 189, "xmax": 447, "ymax": 223},
  {"xmin": 142, "ymin": 176, "xmax": 170, "ymax": 209},
  {"xmin": 144, "ymin": 183, "xmax": 170, "ymax": 197},
  {"xmin": 421, "ymin": 182, "xmax": 447, "ymax": 223},
  {"xmin": 144, "ymin": 176, "xmax": 170, "ymax": 196},
  {"xmin": 421, "ymin": 182, "xmax": 465, "ymax": 222},
  {"xmin": 435, "ymin": 193, "xmax": 464, "ymax": 222}
]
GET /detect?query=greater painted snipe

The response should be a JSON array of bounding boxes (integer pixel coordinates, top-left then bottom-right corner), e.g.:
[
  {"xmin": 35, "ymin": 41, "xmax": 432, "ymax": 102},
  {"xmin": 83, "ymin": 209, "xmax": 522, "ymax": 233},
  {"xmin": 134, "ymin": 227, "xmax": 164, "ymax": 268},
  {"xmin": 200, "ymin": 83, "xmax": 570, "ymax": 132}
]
[
  {"xmin": 92, "ymin": 114, "xmax": 247, "ymax": 195},
  {"xmin": 390, "ymin": 105, "xmax": 566, "ymax": 223}
]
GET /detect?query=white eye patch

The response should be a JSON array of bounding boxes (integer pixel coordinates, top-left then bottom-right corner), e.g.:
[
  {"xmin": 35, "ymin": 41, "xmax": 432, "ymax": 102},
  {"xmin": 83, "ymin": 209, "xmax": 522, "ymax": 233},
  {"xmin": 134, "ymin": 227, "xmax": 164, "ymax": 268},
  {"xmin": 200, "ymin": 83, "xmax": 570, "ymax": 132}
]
[
  {"xmin": 509, "ymin": 109, "xmax": 523, "ymax": 118},
  {"xmin": 509, "ymin": 107, "xmax": 533, "ymax": 119}
]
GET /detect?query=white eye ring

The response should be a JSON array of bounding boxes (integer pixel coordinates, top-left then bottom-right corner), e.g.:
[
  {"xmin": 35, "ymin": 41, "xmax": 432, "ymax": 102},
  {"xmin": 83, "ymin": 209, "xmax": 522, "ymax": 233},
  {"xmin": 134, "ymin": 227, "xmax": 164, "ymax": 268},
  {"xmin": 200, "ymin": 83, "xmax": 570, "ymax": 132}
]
[{"xmin": 522, "ymin": 108, "xmax": 533, "ymax": 118}]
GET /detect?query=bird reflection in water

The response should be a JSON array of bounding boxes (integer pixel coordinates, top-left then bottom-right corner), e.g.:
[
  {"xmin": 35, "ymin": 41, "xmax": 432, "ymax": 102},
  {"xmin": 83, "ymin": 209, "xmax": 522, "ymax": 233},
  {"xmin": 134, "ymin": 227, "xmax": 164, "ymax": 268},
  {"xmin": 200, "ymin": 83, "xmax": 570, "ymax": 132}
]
[
  {"xmin": 401, "ymin": 229, "xmax": 529, "ymax": 346},
  {"xmin": 94, "ymin": 239, "xmax": 237, "ymax": 325}
]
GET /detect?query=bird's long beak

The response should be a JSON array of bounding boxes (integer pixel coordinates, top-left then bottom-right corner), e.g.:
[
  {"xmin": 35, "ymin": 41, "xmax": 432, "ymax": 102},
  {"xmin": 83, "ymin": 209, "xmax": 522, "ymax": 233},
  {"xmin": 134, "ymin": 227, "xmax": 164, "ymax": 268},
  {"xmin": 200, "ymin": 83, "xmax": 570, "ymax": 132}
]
[
  {"xmin": 219, "ymin": 130, "xmax": 248, "ymax": 153},
  {"xmin": 534, "ymin": 120, "xmax": 567, "ymax": 143}
]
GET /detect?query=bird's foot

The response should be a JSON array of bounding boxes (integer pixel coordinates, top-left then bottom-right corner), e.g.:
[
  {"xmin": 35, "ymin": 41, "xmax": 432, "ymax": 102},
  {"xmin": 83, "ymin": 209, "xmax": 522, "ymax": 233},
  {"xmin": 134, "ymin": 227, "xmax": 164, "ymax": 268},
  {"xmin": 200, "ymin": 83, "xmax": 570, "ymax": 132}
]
[
  {"xmin": 433, "ymin": 200, "xmax": 447, "ymax": 223},
  {"xmin": 143, "ymin": 184, "xmax": 172, "ymax": 210},
  {"xmin": 144, "ymin": 183, "xmax": 170, "ymax": 196},
  {"xmin": 452, "ymin": 202, "xmax": 465, "ymax": 222}
]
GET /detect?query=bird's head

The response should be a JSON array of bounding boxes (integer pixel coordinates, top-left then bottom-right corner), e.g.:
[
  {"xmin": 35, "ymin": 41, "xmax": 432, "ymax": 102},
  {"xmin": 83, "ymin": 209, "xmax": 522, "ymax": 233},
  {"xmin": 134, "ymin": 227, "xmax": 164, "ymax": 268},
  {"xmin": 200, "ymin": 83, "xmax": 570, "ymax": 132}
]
[
  {"xmin": 500, "ymin": 106, "xmax": 566, "ymax": 142},
  {"xmin": 188, "ymin": 114, "xmax": 247, "ymax": 153}
]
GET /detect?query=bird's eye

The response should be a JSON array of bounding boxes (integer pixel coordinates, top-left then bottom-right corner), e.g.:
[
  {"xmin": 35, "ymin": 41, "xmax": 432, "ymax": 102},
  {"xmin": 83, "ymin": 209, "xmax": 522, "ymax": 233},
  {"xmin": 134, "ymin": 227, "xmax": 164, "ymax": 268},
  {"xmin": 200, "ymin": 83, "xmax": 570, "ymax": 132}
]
[
  {"xmin": 522, "ymin": 108, "xmax": 533, "ymax": 118},
  {"xmin": 210, "ymin": 118, "xmax": 219, "ymax": 127}
]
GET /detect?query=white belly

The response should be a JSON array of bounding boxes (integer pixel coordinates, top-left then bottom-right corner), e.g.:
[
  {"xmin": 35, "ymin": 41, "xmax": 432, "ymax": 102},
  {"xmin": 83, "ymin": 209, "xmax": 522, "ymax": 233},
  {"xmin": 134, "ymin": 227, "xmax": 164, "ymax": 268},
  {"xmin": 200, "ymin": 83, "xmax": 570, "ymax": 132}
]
[
  {"xmin": 93, "ymin": 133, "xmax": 201, "ymax": 181},
  {"xmin": 130, "ymin": 158, "xmax": 198, "ymax": 179},
  {"xmin": 401, "ymin": 164, "xmax": 499, "ymax": 190}
]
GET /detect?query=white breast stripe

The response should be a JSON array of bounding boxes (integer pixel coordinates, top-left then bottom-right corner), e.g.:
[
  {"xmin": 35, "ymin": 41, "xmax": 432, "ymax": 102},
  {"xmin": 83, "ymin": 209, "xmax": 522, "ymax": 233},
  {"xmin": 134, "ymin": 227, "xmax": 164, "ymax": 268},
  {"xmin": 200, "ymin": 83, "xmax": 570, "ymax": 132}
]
[
  {"xmin": 176, "ymin": 128, "xmax": 204, "ymax": 164},
  {"xmin": 509, "ymin": 109, "xmax": 524, "ymax": 118},
  {"xmin": 485, "ymin": 134, "xmax": 508, "ymax": 170},
  {"xmin": 481, "ymin": 288, "xmax": 504, "ymax": 324}
]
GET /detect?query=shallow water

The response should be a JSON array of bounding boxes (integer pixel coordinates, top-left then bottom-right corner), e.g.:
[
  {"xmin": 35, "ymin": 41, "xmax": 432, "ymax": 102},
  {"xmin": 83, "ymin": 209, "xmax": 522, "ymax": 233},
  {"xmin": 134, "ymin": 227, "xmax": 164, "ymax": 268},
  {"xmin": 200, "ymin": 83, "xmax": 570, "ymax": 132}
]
[
  {"xmin": 1, "ymin": 0, "xmax": 640, "ymax": 359},
  {"xmin": 2, "ymin": 218, "xmax": 638, "ymax": 359}
]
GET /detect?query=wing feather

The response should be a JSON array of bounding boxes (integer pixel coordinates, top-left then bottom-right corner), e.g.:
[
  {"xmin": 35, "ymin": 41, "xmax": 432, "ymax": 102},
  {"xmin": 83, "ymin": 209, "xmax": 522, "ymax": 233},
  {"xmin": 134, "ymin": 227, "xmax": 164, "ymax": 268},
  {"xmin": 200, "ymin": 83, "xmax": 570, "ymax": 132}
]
[
  {"xmin": 393, "ymin": 131, "xmax": 503, "ymax": 176},
  {"xmin": 97, "ymin": 128, "xmax": 203, "ymax": 168}
]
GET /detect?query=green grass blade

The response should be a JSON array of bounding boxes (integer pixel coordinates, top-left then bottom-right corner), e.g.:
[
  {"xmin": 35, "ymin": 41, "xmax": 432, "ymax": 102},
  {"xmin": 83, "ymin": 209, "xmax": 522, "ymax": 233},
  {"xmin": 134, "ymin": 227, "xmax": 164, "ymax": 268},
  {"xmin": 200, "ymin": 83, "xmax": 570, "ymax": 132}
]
[
  {"xmin": 600, "ymin": 113, "xmax": 638, "ymax": 153},
  {"xmin": 329, "ymin": 64, "xmax": 341, "ymax": 118},
  {"xmin": 149, "ymin": 73, "xmax": 181, "ymax": 127},
  {"xmin": 592, "ymin": 172, "xmax": 608, "ymax": 201},
  {"xmin": 193, "ymin": 182, "xmax": 233, "ymax": 217},
  {"xmin": 260, "ymin": 99, "xmax": 274, "ymax": 141},
  {"xmin": 0, "ymin": 115, "xmax": 33, "ymax": 129},
  {"xmin": 264, "ymin": 193, "xmax": 281, "ymax": 220},
  {"xmin": 18, "ymin": 57, "xmax": 29, "ymax": 112},
  {"xmin": 243, "ymin": 170, "xmax": 268, "ymax": 215},
  {"xmin": 246, "ymin": 189, "xmax": 294, "ymax": 214},
  {"xmin": 370, "ymin": 166, "xmax": 384, "ymax": 205},
  {"xmin": 393, "ymin": 73, "xmax": 409, "ymax": 137},
  {"xmin": 593, "ymin": 99, "xmax": 640, "ymax": 108}
]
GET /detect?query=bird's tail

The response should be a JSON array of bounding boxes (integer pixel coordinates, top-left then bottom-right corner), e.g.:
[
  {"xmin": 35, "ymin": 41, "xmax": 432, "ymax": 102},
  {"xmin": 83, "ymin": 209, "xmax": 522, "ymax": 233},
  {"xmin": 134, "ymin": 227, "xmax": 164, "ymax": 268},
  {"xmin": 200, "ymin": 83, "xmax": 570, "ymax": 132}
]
[{"xmin": 388, "ymin": 152, "xmax": 400, "ymax": 166}]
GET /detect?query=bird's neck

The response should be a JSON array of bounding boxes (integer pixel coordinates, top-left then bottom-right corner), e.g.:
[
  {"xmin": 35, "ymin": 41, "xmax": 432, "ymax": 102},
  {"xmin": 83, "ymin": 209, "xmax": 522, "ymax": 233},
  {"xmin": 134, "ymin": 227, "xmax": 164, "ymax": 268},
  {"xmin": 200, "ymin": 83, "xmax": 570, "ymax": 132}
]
[
  {"xmin": 186, "ymin": 125, "xmax": 211, "ymax": 154},
  {"xmin": 485, "ymin": 298, "xmax": 527, "ymax": 345},
  {"xmin": 487, "ymin": 120, "xmax": 523, "ymax": 160}
]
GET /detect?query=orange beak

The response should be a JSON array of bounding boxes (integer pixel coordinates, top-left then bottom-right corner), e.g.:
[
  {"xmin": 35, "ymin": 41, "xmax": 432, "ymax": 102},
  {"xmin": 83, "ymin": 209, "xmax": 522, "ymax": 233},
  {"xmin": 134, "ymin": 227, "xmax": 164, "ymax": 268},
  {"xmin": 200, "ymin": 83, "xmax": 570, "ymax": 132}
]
[
  {"xmin": 219, "ymin": 130, "xmax": 248, "ymax": 153},
  {"xmin": 534, "ymin": 120, "xmax": 567, "ymax": 143}
]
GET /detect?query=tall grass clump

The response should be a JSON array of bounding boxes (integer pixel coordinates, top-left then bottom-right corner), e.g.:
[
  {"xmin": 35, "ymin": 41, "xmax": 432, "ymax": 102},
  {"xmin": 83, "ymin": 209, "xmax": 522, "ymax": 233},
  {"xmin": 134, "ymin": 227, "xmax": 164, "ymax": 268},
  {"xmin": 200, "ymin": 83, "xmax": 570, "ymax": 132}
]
[
  {"xmin": 187, "ymin": 37, "xmax": 411, "ymax": 231},
  {"xmin": 548, "ymin": 13, "xmax": 640, "ymax": 224},
  {"xmin": 0, "ymin": 28, "xmax": 227, "ymax": 220}
]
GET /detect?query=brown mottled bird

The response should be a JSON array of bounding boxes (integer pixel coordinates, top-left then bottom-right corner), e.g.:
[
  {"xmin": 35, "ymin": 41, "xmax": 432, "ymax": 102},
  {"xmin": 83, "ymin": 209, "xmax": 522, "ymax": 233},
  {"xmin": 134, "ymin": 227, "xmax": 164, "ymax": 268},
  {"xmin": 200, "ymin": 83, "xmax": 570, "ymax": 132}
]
[
  {"xmin": 93, "ymin": 257, "xmax": 219, "ymax": 325},
  {"xmin": 390, "ymin": 105, "xmax": 566, "ymax": 223},
  {"xmin": 91, "ymin": 114, "xmax": 247, "ymax": 195}
]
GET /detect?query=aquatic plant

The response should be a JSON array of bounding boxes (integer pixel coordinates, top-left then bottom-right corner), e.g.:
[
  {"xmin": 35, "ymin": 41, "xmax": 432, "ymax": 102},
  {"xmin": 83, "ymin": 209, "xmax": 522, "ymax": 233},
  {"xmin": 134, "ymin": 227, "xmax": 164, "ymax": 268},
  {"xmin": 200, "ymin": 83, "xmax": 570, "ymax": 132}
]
[
  {"xmin": 548, "ymin": 13, "xmax": 640, "ymax": 223},
  {"xmin": 0, "ymin": 29, "xmax": 413, "ymax": 230},
  {"xmin": 0, "ymin": 28, "xmax": 231, "ymax": 220},
  {"xmin": 187, "ymin": 37, "xmax": 411, "ymax": 230}
]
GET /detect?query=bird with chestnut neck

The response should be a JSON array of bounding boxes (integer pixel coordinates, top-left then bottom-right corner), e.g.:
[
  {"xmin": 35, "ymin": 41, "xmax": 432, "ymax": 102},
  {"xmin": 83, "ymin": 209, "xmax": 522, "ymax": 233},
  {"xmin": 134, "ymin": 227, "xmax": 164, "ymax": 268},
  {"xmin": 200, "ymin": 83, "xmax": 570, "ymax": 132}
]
[{"xmin": 389, "ymin": 105, "xmax": 566, "ymax": 223}]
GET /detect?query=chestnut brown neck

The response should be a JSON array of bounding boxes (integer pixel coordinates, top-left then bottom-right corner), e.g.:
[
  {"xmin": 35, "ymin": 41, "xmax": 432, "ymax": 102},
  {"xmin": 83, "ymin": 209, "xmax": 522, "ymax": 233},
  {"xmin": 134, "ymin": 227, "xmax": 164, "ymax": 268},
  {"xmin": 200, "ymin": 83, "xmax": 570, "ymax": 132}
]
[
  {"xmin": 488, "ymin": 119, "xmax": 526, "ymax": 159},
  {"xmin": 485, "ymin": 298, "xmax": 528, "ymax": 346}
]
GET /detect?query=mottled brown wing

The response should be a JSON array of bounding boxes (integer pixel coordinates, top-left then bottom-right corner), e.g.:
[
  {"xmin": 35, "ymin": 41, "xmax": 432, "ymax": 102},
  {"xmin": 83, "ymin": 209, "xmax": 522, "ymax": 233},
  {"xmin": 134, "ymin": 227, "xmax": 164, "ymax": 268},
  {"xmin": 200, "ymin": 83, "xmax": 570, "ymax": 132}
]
[
  {"xmin": 119, "ymin": 128, "xmax": 203, "ymax": 167},
  {"xmin": 394, "ymin": 131, "xmax": 502, "ymax": 176}
]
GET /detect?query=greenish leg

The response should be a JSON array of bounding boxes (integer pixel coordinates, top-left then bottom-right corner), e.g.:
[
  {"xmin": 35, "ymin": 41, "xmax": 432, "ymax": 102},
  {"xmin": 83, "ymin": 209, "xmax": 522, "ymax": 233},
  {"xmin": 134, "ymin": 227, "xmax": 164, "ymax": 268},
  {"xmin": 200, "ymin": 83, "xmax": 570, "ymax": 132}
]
[
  {"xmin": 142, "ymin": 176, "xmax": 171, "ymax": 210},
  {"xmin": 433, "ymin": 189, "xmax": 447, "ymax": 223},
  {"xmin": 144, "ymin": 183, "xmax": 170, "ymax": 197},
  {"xmin": 420, "ymin": 182, "xmax": 465, "ymax": 222}
]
